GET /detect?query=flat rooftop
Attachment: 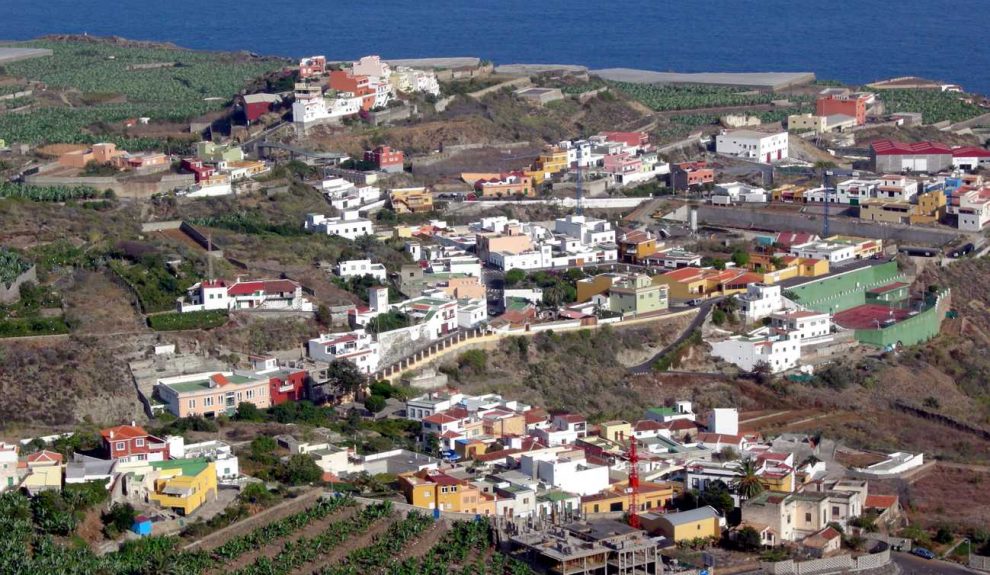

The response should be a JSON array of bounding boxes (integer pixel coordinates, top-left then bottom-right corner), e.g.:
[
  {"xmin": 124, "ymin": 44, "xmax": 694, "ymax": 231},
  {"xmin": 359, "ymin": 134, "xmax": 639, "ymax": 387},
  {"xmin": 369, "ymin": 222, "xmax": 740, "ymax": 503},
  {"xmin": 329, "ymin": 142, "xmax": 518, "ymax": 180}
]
[
  {"xmin": 384, "ymin": 57, "xmax": 480, "ymax": 69},
  {"xmin": 163, "ymin": 374, "xmax": 258, "ymax": 393},
  {"xmin": 591, "ymin": 68, "xmax": 815, "ymax": 90},
  {"xmin": 0, "ymin": 47, "xmax": 53, "ymax": 65},
  {"xmin": 833, "ymin": 304, "xmax": 912, "ymax": 330}
]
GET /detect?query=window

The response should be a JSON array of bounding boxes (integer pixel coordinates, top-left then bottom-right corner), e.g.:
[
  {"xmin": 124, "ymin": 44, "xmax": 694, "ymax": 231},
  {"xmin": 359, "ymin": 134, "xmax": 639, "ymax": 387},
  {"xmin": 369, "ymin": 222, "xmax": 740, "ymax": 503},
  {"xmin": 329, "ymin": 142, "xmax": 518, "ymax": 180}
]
[
  {"xmin": 135, "ymin": 438, "xmax": 144, "ymax": 447},
  {"xmin": 832, "ymin": 506, "xmax": 840, "ymax": 517},
  {"xmin": 805, "ymin": 512, "xmax": 811, "ymax": 522},
  {"xmin": 188, "ymin": 399, "xmax": 196, "ymax": 409},
  {"xmin": 116, "ymin": 442, "xmax": 125, "ymax": 451}
]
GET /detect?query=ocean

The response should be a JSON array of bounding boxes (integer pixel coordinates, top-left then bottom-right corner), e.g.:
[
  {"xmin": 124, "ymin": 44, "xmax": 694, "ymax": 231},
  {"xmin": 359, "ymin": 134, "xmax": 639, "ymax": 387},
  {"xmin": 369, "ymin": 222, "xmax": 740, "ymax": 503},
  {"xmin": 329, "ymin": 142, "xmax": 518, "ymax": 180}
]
[{"xmin": 4, "ymin": 0, "xmax": 990, "ymax": 94}]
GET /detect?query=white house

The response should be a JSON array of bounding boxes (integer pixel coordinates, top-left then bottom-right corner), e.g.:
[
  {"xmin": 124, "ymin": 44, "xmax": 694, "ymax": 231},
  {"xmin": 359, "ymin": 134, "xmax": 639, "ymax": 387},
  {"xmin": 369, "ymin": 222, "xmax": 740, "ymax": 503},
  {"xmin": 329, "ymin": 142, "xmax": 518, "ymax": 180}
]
[
  {"xmin": 707, "ymin": 408, "xmax": 739, "ymax": 436},
  {"xmin": 336, "ymin": 259, "xmax": 387, "ymax": 282},
  {"xmin": 952, "ymin": 147, "xmax": 990, "ymax": 171},
  {"xmin": 321, "ymin": 178, "xmax": 382, "ymax": 211},
  {"xmin": 874, "ymin": 175, "xmax": 919, "ymax": 202},
  {"xmin": 179, "ymin": 440, "xmax": 240, "ymax": 481},
  {"xmin": 519, "ymin": 448, "xmax": 609, "ymax": 496},
  {"xmin": 456, "ymin": 298, "xmax": 488, "ymax": 329},
  {"xmin": 790, "ymin": 241, "xmax": 856, "ymax": 264},
  {"xmin": 737, "ymin": 283, "xmax": 784, "ymax": 323},
  {"xmin": 0, "ymin": 443, "xmax": 18, "ymax": 492},
  {"xmin": 835, "ymin": 179, "xmax": 879, "ymax": 205},
  {"xmin": 178, "ymin": 278, "xmax": 314, "ymax": 313},
  {"xmin": 554, "ymin": 215, "xmax": 616, "ymax": 246},
  {"xmin": 406, "ymin": 392, "xmax": 465, "ymax": 421},
  {"xmin": 709, "ymin": 331, "xmax": 801, "ymax": 373},
  {"xmin": 532, "ymin": 427, "xmax": 579, "ymax": 447},
  {"xmin": 305, "ymin": 212, "xmax": 374, "ymax": 240},
  {"xmin": 948, "ymin": 186, "xmax": 990, "ymax": 231},
  {"xmin": 769, "ymin": 310, "xmax": 832, "ymax": 341},
  {"xmin": 716, "ymin": 129, "xmax": 789, "ymax": 163},
  {"xmin": 712, "ymin": 182, "xmax": 768, "ymax": 205},
  {"xmin": 852, "ymin": 452, "xmax": 923, "ymax": 477},
  {"xmin": 307, "ymin": 329, "xmax": 381, "ymax": 374}
]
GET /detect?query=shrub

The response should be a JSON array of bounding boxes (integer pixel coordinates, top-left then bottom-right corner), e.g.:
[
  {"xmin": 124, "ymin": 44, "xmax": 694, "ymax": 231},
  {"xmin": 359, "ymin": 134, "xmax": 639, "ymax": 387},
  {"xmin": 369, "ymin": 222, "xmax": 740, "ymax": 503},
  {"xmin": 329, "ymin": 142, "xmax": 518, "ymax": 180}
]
[
  {"xmin": 504, "ymin": 268, "xmax": 526, "ymax": 287},
  {"xmin": 457, "ymin": 349, "xmax": 487, "ymax": 374},
  {"xmin": 102, "ymin": 503, "xmax": 136, "ymax": 537},
  {"xmin": 238, "ymin": 482, "xmax": 275, "ymax": 505},
  {"xmin": 234, "ymin": 402, "xmax": 265, "ymax": 422},
  {"xmin": 273, "ymin": 454, "xmax": 323, "ymax": 485},
  {"xmin": 364, "ymin": 394, "xmax": 387, "ymax": 414}
]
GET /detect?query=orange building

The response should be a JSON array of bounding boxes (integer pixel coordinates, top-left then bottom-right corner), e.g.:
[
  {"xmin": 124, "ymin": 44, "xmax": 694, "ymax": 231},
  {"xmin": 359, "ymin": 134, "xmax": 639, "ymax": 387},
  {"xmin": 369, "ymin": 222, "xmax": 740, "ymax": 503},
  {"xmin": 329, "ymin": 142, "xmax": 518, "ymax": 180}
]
[
  {"xmin": 57, "ymin": 142, "xmax": 167, "ymax": 170},
  {"xmin": 815, "ymin": 89, "xmax": 871, "ymax": 126},
  {"xmin": 618, "ymin": 229, "xmax": 658, "ymax": 263},
  {"xmin": 473, "ymin": 171, "xmax": 535, "ymax": 198},
  {"xmin": 399, "ymin": 469, "xmax": 495, "ymax": 515},
  {"xmin": 476, "ymin": 232, "xmax": 532, "ymax": 263},
  {"xmin": 328, "ymin": 70, "xmax": 376, "ymax": 110},
  {"xmin": 581, "ymin": 481, "xmax": 675, "ymax": 515},
  {"xmin": 390, "ymin": 187, "xmax": 434, "ymax": 214}
]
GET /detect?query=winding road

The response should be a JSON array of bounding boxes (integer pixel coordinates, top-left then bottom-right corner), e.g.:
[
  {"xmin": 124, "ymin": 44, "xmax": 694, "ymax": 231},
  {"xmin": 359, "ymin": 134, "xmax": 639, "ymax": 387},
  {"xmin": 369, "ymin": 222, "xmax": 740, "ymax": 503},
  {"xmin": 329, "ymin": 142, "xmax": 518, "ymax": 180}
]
[{"xmin": 628, "ymin": 298, "xmax": 717, "ymax": 374}]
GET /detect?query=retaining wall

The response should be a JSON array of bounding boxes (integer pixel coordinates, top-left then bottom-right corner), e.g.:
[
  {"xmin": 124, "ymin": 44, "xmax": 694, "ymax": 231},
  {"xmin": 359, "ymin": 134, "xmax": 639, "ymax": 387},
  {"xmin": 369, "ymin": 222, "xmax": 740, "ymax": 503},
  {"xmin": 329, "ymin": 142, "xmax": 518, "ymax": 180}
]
[
  {"xmin": 467, "ymin": 77, "xmax": 531, "ymax": 100},
  {"xmin": 854, "ymin": 290, "xmax": 951, "ymax": 347},
  {"xmin": 970, "ymin": 554, "xmax": 990, "ymax": 572},
  {"xmin": 0, "ymin": 265, "xmax": 36, "ymax": 304},
  {"xmin": 697, "ymin": 205, "xmax": 963, "ymax": 246}
]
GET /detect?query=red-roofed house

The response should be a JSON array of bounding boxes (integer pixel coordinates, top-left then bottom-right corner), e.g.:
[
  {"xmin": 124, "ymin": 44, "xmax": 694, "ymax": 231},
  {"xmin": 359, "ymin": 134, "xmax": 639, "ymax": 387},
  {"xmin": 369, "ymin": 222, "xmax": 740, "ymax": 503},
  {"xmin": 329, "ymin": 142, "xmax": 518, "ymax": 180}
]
[
  {"xmin": 179, "ymin": 278, "xmax": 314, "ymax": 313},
  {"xmin": 26, "ymin": 450, "xmax": 64, "ymax": 467},
  {"xmin": 696, "ymin": 432, "xmax": 748, "ymax": 452},
  {"xmin": 600, "ymin": 131, "xmax": 650, "ymax": 150},
  {"xmin": 802, "ymin": 526, "xmax": 842, "ymax": 557},
  {"xmin": 871, "ymin": 139, "xmax": 953, "ymax": 173},
  {"xmin": 473, "ymin": 171, "xmax": 535, "ymax": 198},
  {"xmin": 952, "ymin": 146, "xmax": 990, "ymax": 171},
  {"xmin": 101, "ymin": 424, "xmax": 170, "ymax": 463},
  {"xmin": 864, "ymin": 494, "xmax": 901, "ymax": 526}
]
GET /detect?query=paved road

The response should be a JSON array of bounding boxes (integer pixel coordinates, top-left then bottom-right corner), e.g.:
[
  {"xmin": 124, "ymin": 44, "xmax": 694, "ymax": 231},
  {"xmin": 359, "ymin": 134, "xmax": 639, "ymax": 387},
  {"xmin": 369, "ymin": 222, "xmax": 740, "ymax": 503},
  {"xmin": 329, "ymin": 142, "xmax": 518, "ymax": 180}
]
[
  {"xmin": 892, "ymin": 551, "xmax": 979, "ymax": 575},
  {"xmin": 628, "ymin": 299, "xmax": 715, "ymax": 374}
]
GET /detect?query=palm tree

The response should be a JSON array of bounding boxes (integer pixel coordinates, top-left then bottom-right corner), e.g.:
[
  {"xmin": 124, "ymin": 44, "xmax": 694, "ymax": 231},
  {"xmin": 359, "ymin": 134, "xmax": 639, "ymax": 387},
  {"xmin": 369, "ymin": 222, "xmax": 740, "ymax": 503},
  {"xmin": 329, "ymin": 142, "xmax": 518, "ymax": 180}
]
[{"xmin": 733, "ymin": 458, "xmax": 765, "ymax": 500}]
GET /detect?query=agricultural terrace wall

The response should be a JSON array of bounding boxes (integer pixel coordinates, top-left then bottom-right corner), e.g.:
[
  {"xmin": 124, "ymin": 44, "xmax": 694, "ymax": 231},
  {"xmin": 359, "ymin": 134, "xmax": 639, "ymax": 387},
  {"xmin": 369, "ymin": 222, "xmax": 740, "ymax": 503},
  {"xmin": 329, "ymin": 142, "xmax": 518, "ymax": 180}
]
[
  {"xmin": 0, "ymin": 265, "xmax": 36, "ymax": 304},
  {"xmin": 467, "ymin": 77, "xmax": 532, "ymax": 100},
  {"xmin": 854, "ymin": 290, "xmax": 950, "ymax": 348},
  {"xmin": 24, "ymin": 172, "xmax": 195, "ymax": 199},
  {"xmin": 696, "ymin": 205, "xmax": 963, "ymax": 247},
  {"xmin": 786, "ymin": 262, "xmax": 904, "ymax": 313},
  {"xmin": 141, "ymin": 220, "xmax": 183, "ymax": 232},
  {"xmin": 410, "ymin": 141, "xmax": 532, "ymax": 170}
]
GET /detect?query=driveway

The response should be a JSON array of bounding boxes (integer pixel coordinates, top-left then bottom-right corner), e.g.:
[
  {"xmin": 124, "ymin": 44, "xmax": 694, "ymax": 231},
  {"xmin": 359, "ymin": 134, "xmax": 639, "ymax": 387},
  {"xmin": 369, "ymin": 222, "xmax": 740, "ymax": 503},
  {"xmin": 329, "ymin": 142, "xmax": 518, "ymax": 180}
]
[{"xmin": 891, "ymin": 551, "xmax": 980, "ymax": 575}]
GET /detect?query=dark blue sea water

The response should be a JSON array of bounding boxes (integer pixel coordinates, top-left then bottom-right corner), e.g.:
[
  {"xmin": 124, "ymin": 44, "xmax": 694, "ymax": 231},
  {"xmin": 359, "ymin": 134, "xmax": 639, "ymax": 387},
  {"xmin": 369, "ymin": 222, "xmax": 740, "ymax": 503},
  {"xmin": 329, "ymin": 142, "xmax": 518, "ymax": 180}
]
[{"xmin": 5, "ymin": 0, "xmax": 990, "ymax": 94}]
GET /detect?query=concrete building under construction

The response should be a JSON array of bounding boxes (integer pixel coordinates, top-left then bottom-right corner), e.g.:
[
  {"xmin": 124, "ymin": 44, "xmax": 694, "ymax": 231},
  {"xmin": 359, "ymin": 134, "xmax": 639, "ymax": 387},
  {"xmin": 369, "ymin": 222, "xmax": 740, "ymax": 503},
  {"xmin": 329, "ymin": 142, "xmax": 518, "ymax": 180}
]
[{"xmin": 509, "ymin": 519, "xmax": 663, "ymax": 575}]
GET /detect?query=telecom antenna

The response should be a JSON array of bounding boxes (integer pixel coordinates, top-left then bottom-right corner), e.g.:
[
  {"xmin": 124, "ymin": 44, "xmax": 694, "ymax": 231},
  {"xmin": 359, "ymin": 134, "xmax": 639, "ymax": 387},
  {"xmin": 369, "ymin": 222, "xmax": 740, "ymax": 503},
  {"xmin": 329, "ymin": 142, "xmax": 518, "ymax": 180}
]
[{"xmin": 628, "ymin": 437, "xmax": 640, "ymax": 529}]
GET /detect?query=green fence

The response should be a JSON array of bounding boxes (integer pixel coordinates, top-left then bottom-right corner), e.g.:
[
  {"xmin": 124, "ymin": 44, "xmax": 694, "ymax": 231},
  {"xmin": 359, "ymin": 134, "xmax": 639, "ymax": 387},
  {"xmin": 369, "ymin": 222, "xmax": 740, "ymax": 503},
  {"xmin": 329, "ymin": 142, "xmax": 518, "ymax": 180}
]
[
  {"xmin": 854, "ymin": 290, "xmax": 950, "ymax": 348},
  {"xmin": 787, "ymin": 262, "xmax": 904, "ymax": 314}
]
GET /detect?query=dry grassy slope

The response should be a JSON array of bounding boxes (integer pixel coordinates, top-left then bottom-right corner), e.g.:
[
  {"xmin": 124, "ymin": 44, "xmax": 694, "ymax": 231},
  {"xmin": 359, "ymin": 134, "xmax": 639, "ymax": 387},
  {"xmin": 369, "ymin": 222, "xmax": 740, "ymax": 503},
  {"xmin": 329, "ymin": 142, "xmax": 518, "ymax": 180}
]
[
  {"xmin": 0, "ymin": 337, "xmax": 146, "ymax": 429},
  {"xmin": 303, "ymin": 92, "xmax": 648, "ymax": 157}
]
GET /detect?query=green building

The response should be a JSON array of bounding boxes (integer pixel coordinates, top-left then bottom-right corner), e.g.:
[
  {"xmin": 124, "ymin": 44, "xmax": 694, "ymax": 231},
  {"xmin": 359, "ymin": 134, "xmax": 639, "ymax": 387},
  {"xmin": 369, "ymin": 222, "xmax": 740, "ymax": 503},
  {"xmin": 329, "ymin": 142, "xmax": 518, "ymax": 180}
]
[
  {"xmin": 609, "ymin": 274, "xmax": 669, "ymax": 316},
  {"xmin": 785, "ymin": 261, "xmax": 905, "ymax": 314}
]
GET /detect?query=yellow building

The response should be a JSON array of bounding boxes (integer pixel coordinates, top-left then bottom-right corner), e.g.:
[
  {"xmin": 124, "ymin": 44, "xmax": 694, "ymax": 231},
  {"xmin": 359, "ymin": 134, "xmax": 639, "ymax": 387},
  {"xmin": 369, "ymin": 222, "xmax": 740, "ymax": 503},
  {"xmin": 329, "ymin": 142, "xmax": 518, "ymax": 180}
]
[
  {"xmin": 760, "ymin": 469, "xmax": 795, "ymax": 493},
  {"xmin": 640, "ymin": 506, "xmax": 721, "ymax": 542},
  {"xmin": 746, "ymin": 254, "xmax": 829, "ymax": 284},
  {"xmin": 652, "ymin": 268, "xmax": 757, "ymax": 301},
  {"xmin": 148, "ymin": 459, "xmax": 217, "ymax": 516},
  {"xmin": 576, "ymin": 273, "xmax": 622, "ymax": 303},
  {"xmin": 599, "ymin": 421, "xmax": 632, "ymax": 443},
  {"xmin": 399, "ymin": 469, "xmax": 495, "ymax": 515},
  {"xmin": 532, "ymin": 146, "xmax": 569, "ymax": 177},
  {"xmin": 859, "ymin": 190, "xmax": 945, "ymax": 225},
  {"xmin": 618, "ymin": 230, "xmax": 659, "ymax": 263},
  {"xmin": 390, "ymin": 187, "xmax": 434, "ymax": 214},
  {"xmin": 581, "ymin": 482, "xmax": 675, "ymax": 515}
]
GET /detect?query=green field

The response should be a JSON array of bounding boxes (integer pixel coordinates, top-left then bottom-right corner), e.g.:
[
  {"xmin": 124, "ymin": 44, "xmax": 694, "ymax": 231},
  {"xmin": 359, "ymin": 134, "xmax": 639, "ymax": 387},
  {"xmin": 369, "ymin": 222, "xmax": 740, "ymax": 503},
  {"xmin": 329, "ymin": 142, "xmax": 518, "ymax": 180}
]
[
  {"xmin": 0, "ymin": 39, "xmax": 285, "ymax": 145},
  {"xmin": 879, "ymin": 89, "xmax": 987, "ymax": 124},
  {"xmin": 609, "ymin": 82, "xmax": 781, "ymax": 111}
]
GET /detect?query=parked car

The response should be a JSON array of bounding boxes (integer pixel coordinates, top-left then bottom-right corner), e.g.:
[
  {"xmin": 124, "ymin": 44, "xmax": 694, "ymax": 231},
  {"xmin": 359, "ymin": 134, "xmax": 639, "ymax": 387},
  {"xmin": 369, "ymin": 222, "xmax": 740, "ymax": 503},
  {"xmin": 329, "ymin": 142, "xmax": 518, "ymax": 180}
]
[{"xmin": 911, "ymin": 547, "xmax": 935, "ymax": 560}]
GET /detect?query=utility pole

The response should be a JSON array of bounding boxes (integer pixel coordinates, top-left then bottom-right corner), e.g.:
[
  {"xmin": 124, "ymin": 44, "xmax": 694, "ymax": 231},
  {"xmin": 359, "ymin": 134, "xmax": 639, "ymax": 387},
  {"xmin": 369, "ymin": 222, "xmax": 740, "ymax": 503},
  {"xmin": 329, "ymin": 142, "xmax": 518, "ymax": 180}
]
[{"xmin": 822, "ymin": 169, "xmax": 833, "ymax": 238}]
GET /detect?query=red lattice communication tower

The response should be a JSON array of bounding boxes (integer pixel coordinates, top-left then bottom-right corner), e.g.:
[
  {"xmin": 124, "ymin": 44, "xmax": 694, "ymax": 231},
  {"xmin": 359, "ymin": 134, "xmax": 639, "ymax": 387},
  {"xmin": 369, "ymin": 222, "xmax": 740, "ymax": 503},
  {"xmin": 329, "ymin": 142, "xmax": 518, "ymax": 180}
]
[{"xmin": 628, "ymin": 437, "xmax": 640, "ymax": 529}]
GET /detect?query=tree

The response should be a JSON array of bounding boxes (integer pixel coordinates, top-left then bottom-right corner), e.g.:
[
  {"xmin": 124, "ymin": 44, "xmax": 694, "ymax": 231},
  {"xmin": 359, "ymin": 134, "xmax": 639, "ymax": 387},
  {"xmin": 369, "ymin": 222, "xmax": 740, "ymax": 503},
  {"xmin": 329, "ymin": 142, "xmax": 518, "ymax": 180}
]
[
  {"xmin": 731, "ymin": 249, "xmax": 750, "ymax": 267},
  {"xmin": 239, "ymin": 482, "xmax": 275, "ymax": 505},
  {"xmin": 674, "ymin": 490, "xmax": 699, "ymax": 511},
  {"xmin": 712, "ymin": 308, "xmax": 727, "ymax": 326},
  {"xmin": 699, "ymin": 486, "xmax": 735, "ymax": 516},
  {"xmin": 736, "ymin": 526, "xmax": 762, "ymax": 551},
  {"xmin": 249, "ymin": 436, "xmax": 278, "ymax": 465},
  {"xmin": 935, "ymin": 526, "xmax": 954, "ymax": 544},
  {"xmin": 273, "ymin": 454, "xmax": 323, "ymax": 485},
  {"xmin": 769, "ymin": 256, "xmax": 786, "ymax": 271},
  {"xmin": 102, "ymin": 502, "xmax": 136, "ymax": 537},
  {"xmin": 326, "ymin": 359, "xmax": 366, "ymax": 395},
  {"xmin": 235, "ymin": 402, "xmax": 265, "ymax": 422},
  {"xmin": 316, "ymin": 304, "xmax": 332, "ymax": 326},
  {"xmin": 733, "ymin": 459, "xmax": 765, "ymax": 500},
  {"xmin": 504, "ymin": 268, "xmax": 526, "ymax": 288},
  {"xmin": 720, "ymin": 446, "xmax": 739, "ymax": 461},
  {"xmin": 364, "ymin": 394, "xmax": 387, "ymax": 413}
]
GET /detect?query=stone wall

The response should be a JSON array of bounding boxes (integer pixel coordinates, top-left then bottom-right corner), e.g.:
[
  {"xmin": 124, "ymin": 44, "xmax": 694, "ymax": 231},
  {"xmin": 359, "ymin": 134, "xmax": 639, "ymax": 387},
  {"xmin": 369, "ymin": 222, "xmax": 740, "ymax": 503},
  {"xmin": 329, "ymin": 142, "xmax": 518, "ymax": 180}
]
[
  {"xmin": 697, "ymin": 205, "xmax": 962, "ymax": 246},
  {"xmin": 0, "ymin": 264, "xmax": 36, "ymax": 304}
]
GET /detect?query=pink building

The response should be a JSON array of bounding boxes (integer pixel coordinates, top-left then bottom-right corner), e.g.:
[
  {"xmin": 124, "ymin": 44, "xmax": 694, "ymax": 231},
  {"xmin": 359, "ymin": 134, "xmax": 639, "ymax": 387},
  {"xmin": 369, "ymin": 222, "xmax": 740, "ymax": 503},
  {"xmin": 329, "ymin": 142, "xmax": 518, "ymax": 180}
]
[{"xmin": 603, "ymin": 153, "xmax": 643, "ymax": 175}]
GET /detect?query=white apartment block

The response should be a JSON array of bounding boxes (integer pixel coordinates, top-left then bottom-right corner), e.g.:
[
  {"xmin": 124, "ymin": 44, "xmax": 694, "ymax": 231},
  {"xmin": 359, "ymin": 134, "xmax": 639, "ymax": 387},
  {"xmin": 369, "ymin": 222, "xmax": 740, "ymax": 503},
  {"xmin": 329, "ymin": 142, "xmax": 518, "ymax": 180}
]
[
  {"xmin": 790, "ymin": 241, "xmax": 856, "ymax": 264},
  {"xmin": 336, "ymin": 259, "xmax": 387, "ymax": 282},
  {"xmin": 737, "ymin": 283, "xmax": 784, "ymax": 323},
  {"xmin": 950, "ymin": 187, "xmax": 990, "ymax": 231},
  {"xmin": 709, "ymin": 331, "xmax": 801, "ymax": 373},
  {"xmin": 554, "ymin": 215, "xmax": 616, "ymax": 245},
  {"xmin": 875, "ymin": 175, "xmax": 919, "ymax": 202},
  {"xmin": 716, "ymin": 129, "xmax": 789, "ymax": 163},
  {"xmin": 305, "ymin": 212, "xmax": 374, "ymax": 240},
  {"xmin": 456, "ymin": 298, "xmax": 488, "ymax": 329},
  {"xmin": 769, "ymin": 310, "xmax": 832, "ymax": 341},
  {"xmin": 835, "ymin": 179, "xmax": 879, "ymax": 205},
  {"xmin": 406, "ymin": 392, "xmax": 465, "ymax": 421},
  {"xmin": 307, "ymin": 329, "xmax": 381, "ymax": 374},
  {"xmin": 711, "ymin": 182, "xmax": 768, "ymax": 205}
]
